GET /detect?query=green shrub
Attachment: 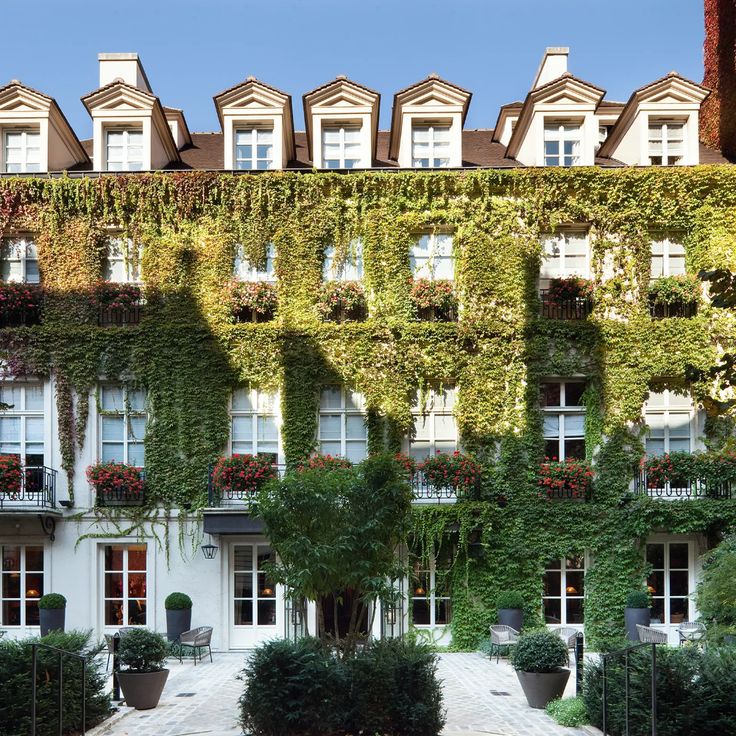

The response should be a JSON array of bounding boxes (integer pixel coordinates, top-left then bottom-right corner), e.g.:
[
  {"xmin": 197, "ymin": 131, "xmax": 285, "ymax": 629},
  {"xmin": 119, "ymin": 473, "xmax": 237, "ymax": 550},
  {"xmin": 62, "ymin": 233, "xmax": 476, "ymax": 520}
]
[
  {"xmin": 545, "ymin": 697, "xmax": 588, "ymax": 727},
  {"xmin": 164, "ymin": 592, "xmax": 193, "ymax": 610},
  {"xmin": 38, "ymin": 593, "xmax": 67, "ymax": 609},
  {"xmin": 0, "ymin": 630, "xmax": 110, "ymax": 736},
  {"xmin": 697, "ymin": 535, "xmax": 736, "ymax": 639},
  {"xmin": 510, "ymin": 630, "xmax": 568, "ymax": 673},
  {"xmin": 239, "ymin": 637, "xmax": 444, "ymax": 736},
  {"xmin": 118, "ymin": 629, "xmax": 169, "ymax": 672},
  {"xmin": 496, "ymin": 591, "xmax": 525, "ymax": 609},
  {"xmin": 625, "ymin": 591, "xmax": 650, "ymax": 609}
]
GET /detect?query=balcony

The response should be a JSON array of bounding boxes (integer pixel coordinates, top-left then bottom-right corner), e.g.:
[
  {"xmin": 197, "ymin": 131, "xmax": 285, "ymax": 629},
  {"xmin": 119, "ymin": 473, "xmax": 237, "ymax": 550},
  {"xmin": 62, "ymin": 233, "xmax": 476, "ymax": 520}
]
[
  {"xmin": 411, "ymin": 474, "xmax": 479, "ymax": 503},
  {"xmin": 98, "ymin": 302, "xmax": 143, "ymax": 327},
  {"xmin": 539, "ymin": 291, "xmax": 593, "ymax": 320},
  {"xmin": 0, "ymin": 465, "xmax": 57, "ymax": 510},
  {"xmin": 635, "ymin": 471, "xmax": 733, "ymax": 500},
  {"xmin": 92, "ymin": 468, "xmax": 146, "ymax": 507},
  {"xmin": 648, "ymin": 300, "xmax": 697, "ymax": 319}
]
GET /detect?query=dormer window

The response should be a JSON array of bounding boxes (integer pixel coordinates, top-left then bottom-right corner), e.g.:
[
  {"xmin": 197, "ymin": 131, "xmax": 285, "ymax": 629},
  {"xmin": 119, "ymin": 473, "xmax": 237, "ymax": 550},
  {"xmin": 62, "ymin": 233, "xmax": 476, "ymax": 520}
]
[
  {"xmin": 648, "ymin": 121, "xmax": 684, "ymax": 166},
  {"xmin": 1, "ymin": 238, "xmax": 39, "ymax": 283},
  {"xmin": 106, "ymin": 129, "xmax": 143, "ymax": 171},
  {"xmin": 4, "ymin": 130, "xmax": 40, "ymax": 173},
  {"xmin": 322, "ymin": 125, "xmax": 362, "ymax": 169},
  {"xmin": 234, "ymin": 128, "xmax": 274, "ymax": 170},
  {"xmin": 544, "ymin": 123, "xmax": 581, "ymax": 167},
  {"xmin": 411, "ymin": 124, "xmax": 451, "ymax": 168}
]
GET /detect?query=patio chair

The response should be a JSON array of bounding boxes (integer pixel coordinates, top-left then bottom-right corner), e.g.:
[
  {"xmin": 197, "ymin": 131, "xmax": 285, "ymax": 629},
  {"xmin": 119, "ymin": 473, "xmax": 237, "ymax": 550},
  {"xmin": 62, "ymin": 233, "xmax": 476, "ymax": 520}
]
[
  {"xmin": 489, "ymin": 624, "xmax": 519, "ymax": 664},
  {"xmin": 178, "ymin": 626, "xmax": 213, "ymax": 665},
  {"xmin": 104, "ymin": 634, "xmax": 114, "ymax": 671},
  {"xmin": 677, "ymin": 621, "xmax": 706, "ymax": 646},
  {"xmin": 636, "ymin": 624, "xmax": 668, "ymax": 644},
  {"xmin": 555, "ymin": 626, "xmax": 580, "ymax": 663}
]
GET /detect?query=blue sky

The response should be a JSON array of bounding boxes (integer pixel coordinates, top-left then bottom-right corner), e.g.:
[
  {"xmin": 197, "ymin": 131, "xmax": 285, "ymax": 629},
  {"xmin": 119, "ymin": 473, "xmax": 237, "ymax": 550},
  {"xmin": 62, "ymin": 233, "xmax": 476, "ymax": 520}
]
[{"xmin": 0, "ymin": 0, "xmax": 705, "ymax": 137}]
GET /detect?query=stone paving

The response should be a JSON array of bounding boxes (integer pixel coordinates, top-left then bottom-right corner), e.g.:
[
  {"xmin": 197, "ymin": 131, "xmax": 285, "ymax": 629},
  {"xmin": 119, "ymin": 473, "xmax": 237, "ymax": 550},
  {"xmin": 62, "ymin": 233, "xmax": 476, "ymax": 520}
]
[{"xmin": 89, "ymin": 651, "xmax": 592, "ymax": 736}]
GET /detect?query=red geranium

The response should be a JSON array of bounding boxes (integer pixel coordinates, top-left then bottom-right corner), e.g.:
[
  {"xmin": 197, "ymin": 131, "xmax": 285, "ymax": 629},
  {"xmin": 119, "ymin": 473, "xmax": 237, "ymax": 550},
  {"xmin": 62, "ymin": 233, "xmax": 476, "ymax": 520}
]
[
  {"xmin": 538, "ymin": 457, "xmax": 593, "ymax": 499},
  {"xmin": 211, "ymin": 454, "xmax": 278, "ymax": 496}
]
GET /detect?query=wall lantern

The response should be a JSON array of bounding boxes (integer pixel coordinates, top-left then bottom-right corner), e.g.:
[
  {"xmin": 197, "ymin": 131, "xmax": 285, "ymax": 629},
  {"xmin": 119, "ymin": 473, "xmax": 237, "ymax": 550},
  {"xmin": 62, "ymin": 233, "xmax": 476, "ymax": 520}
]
[{"xmin": 201, "ymin": 534, "xmax": 218, "ymax": 560}]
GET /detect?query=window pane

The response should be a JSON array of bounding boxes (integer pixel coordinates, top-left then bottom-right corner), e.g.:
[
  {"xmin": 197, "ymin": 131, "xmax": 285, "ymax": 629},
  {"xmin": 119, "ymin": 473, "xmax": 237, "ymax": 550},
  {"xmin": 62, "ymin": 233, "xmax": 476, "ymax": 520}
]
[
  {"xmin": 127, "ymin": 443, "xmax": 145, "ymax": 467},
  {"xmin": 101, "ymin": 416, "xmax": 124, "ymax": 441},
  {"xmin": 257, "ymin": 600, "xmax": 277, "ymax": 625},
  {"xmin": 25, "ymin": 417, "xmax": 43, "ymax": 443},
  {"xmin": 544, "ymin": 598, "xmax": 562, "ymax": 624},
  {"xmin": 669, "ymin": 543, "xmax": 689, "ymax": 569},
  {"xmin": 320, "ymin": 386, "xmax": 342, "ymax": 409},
  {"xmin": 564, "ymin": 414, "xmax": 585, "ymax": 436},
  {"xmin": 540, "ymin": 382, "xmax": 561, "ymax": 407},
  {"xmin": 105, "ymin": 546, "xmax": 124, "ymax": 571},
  {"xmin": 235, "ymin": 600, "xmax": 253, "ymax": 625},
  {"xmin": 319, "ymin": 415, "xmax": 341, "ymax": 441},
  {"xmin": 346, "ymin": 415, "xmax": 366, "ymax": 440},
  {"xmin": 646, "ymin": 544, "xmax": 664, "ymax": 568},
  {"xmin": 412, "ymin": 599, "xmax": 431, "ymax": 625},
  {"xmin": 566, "ymin": 598, "xmax": 584, "ymax": 624},
  {"xmin": 128, "ymin": 546, "xmax": 147, "ymax": 570},
  {"xmin": 25, "ymin": 385, "xmax": 44, "ymax": 411},
  {"xmin": 543, "ymin": 415, "xmax": 560, "ymax": 437},
  {"xmin": 564, "ymin": 383, "xmax": 586, "ymax": 407},
  {"xmin": 102, "ymin": 387, "xmax": 125, "ymax": 412}
]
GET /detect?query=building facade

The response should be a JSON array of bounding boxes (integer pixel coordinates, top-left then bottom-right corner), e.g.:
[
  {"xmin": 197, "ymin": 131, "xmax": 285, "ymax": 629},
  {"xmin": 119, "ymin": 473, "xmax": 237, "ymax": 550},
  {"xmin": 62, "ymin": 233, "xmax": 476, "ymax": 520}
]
[{"xmin": 1, "ymin": 43, "xmax": 735, "ymax": 651}]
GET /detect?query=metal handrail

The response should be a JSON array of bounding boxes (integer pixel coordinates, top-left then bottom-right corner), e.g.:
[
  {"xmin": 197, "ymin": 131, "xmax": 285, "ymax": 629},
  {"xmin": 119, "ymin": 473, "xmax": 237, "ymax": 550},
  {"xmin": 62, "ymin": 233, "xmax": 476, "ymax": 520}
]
[
  {"xmin": 635, "ymin": 470, "xmax": 733, "ymax": 499},
  {"xmin": 539, "ymin": 290, "xmax": 593, "ymax": 319},
  {"xmin": 648, "ymin": 300, "xmax": 697, "ymax": 319},
  {"xmin": 98, "ymin": 302, "xmax": 143, "ymax": 327},
  {"xmin": 0, "ymin": 465, "xmax": 57, "ymax": 509},
  {"xmin": 94, "ymin": 468, "xmax": 146, "ymax": 507}
]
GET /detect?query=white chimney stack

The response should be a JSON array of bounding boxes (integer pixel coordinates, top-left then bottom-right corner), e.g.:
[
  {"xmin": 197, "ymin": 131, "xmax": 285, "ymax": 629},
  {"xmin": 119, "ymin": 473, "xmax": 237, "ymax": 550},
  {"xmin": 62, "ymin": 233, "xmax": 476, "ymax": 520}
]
[
  {"xmin": 531, "ymin": 47, "xmax": 569, "ymax": 90},
  {"xmin": 98, "ymin": 53, "xmax": 152, "ymax": 93}
]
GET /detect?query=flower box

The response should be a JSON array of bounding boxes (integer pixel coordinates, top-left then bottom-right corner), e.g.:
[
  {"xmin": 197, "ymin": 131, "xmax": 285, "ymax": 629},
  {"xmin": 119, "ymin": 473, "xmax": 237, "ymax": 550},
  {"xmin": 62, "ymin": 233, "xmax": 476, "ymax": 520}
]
[
  {"xmin": 230, "ymin": 281, "xmax": 277, "ymax": 324},
  {"xmin": 418, "ymin": 451, "xmax": 481, "ymax": 496},
  {"xmin": 318, "ymin": 282, "xmax": 366, "ymax": 323},
  {"xmin": 540, "ymin": 277, "xmax": 593, "ymax": 320},
  {"xmin": 210, "ymin": 454, "xmax": 278, "ymax": 501},
  {"xmin": 87, "ymin": 462, "xmax": 145, "ymax": 506},
  {"xmin": 639, "ymin": 450, "xmax": 736, "ymax": 498},
  {"xmin": 538, "ymin": 457, "xmax": 593, "ymax": 500},
  {"xmin": 0, "ymin": 283, "xmax": 43, "ymax": 328},
  {"xmin": 647, "ymin": 275, "xmax": 700, "ymax": 319},
  {"xmin": 92, "ymin": 282, "xmax": 144, "ymax": 326},
  {"xmin": 0, "ymin": 454, "xmax": 23, "ymax": 499},
  {"xmin": 296, "ymin": 454, "xmax": 352, "ymax": 472},
  {"xmin": 410, "ymin": 279, "xmax": 457, "ymax": 322}
]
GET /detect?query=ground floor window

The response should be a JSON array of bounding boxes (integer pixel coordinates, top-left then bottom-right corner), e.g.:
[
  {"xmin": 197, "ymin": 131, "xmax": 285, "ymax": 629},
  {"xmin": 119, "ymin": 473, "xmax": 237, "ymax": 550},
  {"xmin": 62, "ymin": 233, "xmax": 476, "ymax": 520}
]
[
  {"xmin": 1, "ymin": 545, "xmax": 43, "ymax": 626},
  {"xmin": 233, "ymin": 544, "xmax": 276, "ymax": 626},
  {"xmin": 543, "ymin": 555, "xmax": 585, "ymax": 624},
  {"xmin": 646, "ymin": 540, "xmax": 692, "ymax": 625},
  {"xmin": 103, "ymin": 544, "xmax": 147, "ymax": 626},
  {"xmin": 410, "ymin": 543, "xmax": 453, "ymax": 628}
]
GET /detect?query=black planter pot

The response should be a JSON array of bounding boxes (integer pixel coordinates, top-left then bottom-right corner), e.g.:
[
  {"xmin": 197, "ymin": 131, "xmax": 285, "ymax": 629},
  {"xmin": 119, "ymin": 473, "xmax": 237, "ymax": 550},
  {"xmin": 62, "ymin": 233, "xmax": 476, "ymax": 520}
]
[
  {"xmin": 625, "ymin": 607, "xmax": 651, "ymax": 641},
  {"xmin": 516, "ymin": 669, "xmax": 570, "ymax": 709},
  {"xmin": 498, "ymin": 608, "xmax": 523, "ymax": 632},
  {"xmin": 118, "ymin": 669, "xmax": 169, "ymax": 710},
  {"xmin": 39, "ymin": 608, "xmax": 65, "ymax": 637},
  {"xmin": 166, "ymin": 608, "xmax": 192, "ymax": 642}
]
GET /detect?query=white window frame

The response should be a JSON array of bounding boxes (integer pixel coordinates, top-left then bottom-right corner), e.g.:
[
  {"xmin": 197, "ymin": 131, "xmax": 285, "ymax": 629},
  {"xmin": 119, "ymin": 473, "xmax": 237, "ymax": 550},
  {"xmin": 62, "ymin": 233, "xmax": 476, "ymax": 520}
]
[
  {"xmin": 540, "ymin": 231, "xmax": 590, "ymax": 280},
  {"xmin": 234, "ymin": 127, "xmax": 275, "ymax": 170},
  {"xmin": 323, "ymin": 239, "xmax": 363, "ymax": 281},
  {"xmin": 410, "ymin": 232, "xmax": 454, "ymax": 281},
  {"xmin": 543, "ymin": 555, "xmax": 586, "ymax": 626},
  {"xmin": 230, "ymin": 387, "xmax": 281, "ymax": 461},
  {"xmin": 105, "ymin": 128, "xmax": 144, "ymax": 172},
  {"xmin": 102, "ymin": 543, "xmax": 148, "ymax": 628},
  {"xmin": 410, "ymin": 545, "xmax": 453, "ymax": 629},
  {"xmin": 321, "ymin": 125, "xmax": 363, "ymax": 169},
  {"xmin": 3, "ymin": 129, "xmax": 41, "ymax": 173},
  {"xmin": 408, "ymin": 385, "xmax": 458, "ymax": 461},
  {"xmin": 1, "ymin": 544, "xmax": 45, "ymax": 628},
  {"xmin": 643, "ymin": 389, "xmax": 696, "ymax": 457},
  {"xmin": 650, "ymin": 236, "xmax": 686, "ymax": 279},
  {"xmin": 0, "ymin": 381, "xmax": 45, "ymax": 466},
  {"xmin": 99, "ymin": 385, "xmax": 147, "ymax": 466},
  {"xmin": 411, "ymin": 123, "xmax": 451, "ymax": 168},
  {"xmin": 646, "ymin": 538, "xmax": 694, "ymax": 626},
  {"xmin": 104, "ymin": 236, "xmax": 143, "ymax": 284},
  {"xmin": 541, "ymin": 380, "xmax": 586, "ymax": 461},
  {"xmin": 648, "ymin": 120, "xmax": 685, "ymax": 167},
  {"xmin": 318, "ymin": 385, "xmax": 367, "ymax": 462},
  {"xmin": 544, "ymin": 122, "xmax": 582, "ymax": 167},
  {"xmin": 232, "ymin": 543, "xmax": 278, "ymax": 628},
  {"xmin": 0, "ymin": 237, "xmax": 39, "ymax": 284},
  {"xmin": 234, "ymin": 243, "xmax": 277, "ymax": 282}
]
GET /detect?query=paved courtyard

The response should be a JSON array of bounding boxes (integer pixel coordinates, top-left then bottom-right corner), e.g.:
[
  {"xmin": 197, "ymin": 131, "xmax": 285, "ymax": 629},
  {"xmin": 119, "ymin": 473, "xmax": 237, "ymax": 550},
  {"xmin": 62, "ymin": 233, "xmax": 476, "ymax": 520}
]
[{"xmin": 89, "ymin": 651, "xmax": 592, "ymax": 736}]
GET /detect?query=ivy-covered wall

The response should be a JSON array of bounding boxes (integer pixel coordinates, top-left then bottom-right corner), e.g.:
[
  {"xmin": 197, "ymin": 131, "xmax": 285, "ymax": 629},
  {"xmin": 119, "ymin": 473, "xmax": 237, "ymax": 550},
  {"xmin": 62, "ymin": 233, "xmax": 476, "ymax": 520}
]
[{"xmin": 1, "ymin": 168, "xmax": 736, "ymax": 650}]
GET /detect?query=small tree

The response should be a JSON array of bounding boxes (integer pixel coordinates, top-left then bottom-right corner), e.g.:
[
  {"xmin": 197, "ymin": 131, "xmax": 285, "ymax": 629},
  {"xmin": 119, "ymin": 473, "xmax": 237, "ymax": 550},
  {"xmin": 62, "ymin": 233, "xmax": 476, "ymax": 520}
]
[
  {"xmin": 257, "ymin": 454, "xmax": 412, "ymax": 650},
  {"xmin": 696, "ymin": 534, "xmax": 736, "ymax": 640}
]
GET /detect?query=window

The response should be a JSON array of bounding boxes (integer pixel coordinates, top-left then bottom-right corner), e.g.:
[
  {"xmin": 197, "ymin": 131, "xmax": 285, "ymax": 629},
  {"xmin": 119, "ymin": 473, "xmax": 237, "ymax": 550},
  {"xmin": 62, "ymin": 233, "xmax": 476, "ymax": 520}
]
[
  {"xmin": 648, "ymin": 121, "xmax": 684, "ymax": 166},
  {"xmin": 234, "ymin": 128, "xmax": 274, "ymax": 170},
  {"xmin": 103, "ymin": 544, "xmax": 147, "ymax": 626},
  {"xmin": 411, "ymin": 543, "xmax": 453, "ymax": 628},
  {"xmin": 540, "ymin": 231, "xmax": 589, "ymax": 279},
  {"xmin": 650, "ymin": 236, "xmax": 686, "ymax": 278},
  {"xmin": 410, "ymin": 233, "xmax": 454, "ymax": 280},
  {"xmin": 4, "ymin": 130, "xmax": 40, "ymax": 173},
  {"xmin": 409, "ymin": 385, "xmax": 458, "ymax": 461},
  {"xmin": 106, "ymin": 129, "xmax": 143, "ymax": 171},
  {"xmin": 231, "ymin": 387, "xmax": 279, "ymax": 460},
  {"xmin": 322, "ymin": 126, "xmax": 362, "ymax": 169},
  {"xmin": 544, "ymin": 123, "xmax": 581, "ymax": 166},
  {"xmin": 597, "ymin": 125, "xmax": 610, "ymax": 152},
  {"xmin": 543, "ymin": 555, "xmax": 585, "ymax": 624},
  {"xmin": 234, "ymin": 243, "xmax": 276, "ymax": 282},
  {"xmin": 646, "ymin": 541, "xmax": 691, "ymax": 625},
  {"xmin": 318, "ymin": 385, "xmax": 367, "ymax": 462},
  {"xmin": 233, "ymin": 544, "xmax": 276, "ymax": 626},
  {"xmin": 1, "ymin": 545, "xmax": 44, "ymax": 627},
  {"xmin": 0, "ymin": 238, "xmax": 39, "ymax": 283},
  {"xmin": 0, "ymin": 382, "xmax": 44, "ymax": 466},
  {"xmin": 541, "ymin": 380, "xmax": 586, "ymax": 460},
  {"xmin": 100, "ymin": 385, "xmax": 146, "ymax": 466},
  {"xmin": 412, "ymin": 124, "xmax": 451, "ymax": 168},
  {"xmin": 323, "ymin": 240, "xmax": 363, "ymax": 281},
  {"xmin": 103, "ymin": 237, "xmax": 142, "ymax": 283},
  {"xmin": 643, "ymin": 390, "xmax": 694, "ymax": 456}
]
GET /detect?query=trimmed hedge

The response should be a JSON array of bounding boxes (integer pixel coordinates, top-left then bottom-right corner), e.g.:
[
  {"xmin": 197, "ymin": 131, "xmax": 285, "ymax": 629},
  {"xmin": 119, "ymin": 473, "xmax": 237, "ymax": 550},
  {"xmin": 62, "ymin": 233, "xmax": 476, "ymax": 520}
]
[
  {"xmin": 496, "ymin": 591, "xmax": 525, "ymax": 610},
  {"xmin": 510, "ymin": 630, "xmax": 568, "ymax": 673},
  {"xmin": 625, "ymin": 591, "xmax": 650, "ymax": 609},
  {"xmin": 164, "ymin": 592, "xmax": 193, "ymax": 610},
  {"xmin": 38, "ymin": 593, "xmax": 67, "ymax": 609}
]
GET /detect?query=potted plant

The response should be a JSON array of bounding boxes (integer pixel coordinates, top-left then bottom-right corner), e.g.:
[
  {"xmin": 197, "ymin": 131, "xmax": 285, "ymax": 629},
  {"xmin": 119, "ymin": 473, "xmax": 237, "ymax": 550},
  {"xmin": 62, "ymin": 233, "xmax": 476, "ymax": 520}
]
[
  {"xmin": 318, "ymin": 281, "xmax": 367, "ymax": 323},
  {"xmin": 38, "ymin": 593, "xmax": 66, "ymax": 636},
  {"xmin": 117, "ymin": 628, "xmax": 170, "ymax": 710},
  {"xmin": 624, "ymin": 591, "xmax": 651, "ymax": 641},
  {"xmin": 496, "ymin": 591, "xmax": 525, "ymax": 632},
  {"xmin": 229, "ymin": 281, "xmax": 278, "ymax": 323},
  {"xmin": 410, "ymin": 278, "xmax": 458, "ymax": 321},
  {"xmin": 165, "ymin": 592, "xmax": 193, "ymax": 642},
  {"xmin": 91, "ymin": 281, "xmax": 143, "ymax": 326},
  {"xmin": 510, "ymin": 629, "xmax": 570, "ymax": 709}
]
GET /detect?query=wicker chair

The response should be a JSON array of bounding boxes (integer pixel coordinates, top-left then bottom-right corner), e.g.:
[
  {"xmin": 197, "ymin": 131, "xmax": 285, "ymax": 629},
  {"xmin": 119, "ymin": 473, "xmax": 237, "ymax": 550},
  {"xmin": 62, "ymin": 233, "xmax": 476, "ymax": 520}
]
[
  {"xmin": 489, "ymin": 624, "xmax": 519, "ymax": 663},
  {"xmin": 178, "ymin": 626, "xmax": 213, "ymax": 665},
  {"xmin": 677, "ymin": 621, "xmax": 706, "ymax": 645},
  {"xmin": 636, "ymin": 624, "xmax": 668, "ymax": 644},
  {"xmin": 555, "ymin": 626, "xmax": 580, "ymax": 662}
]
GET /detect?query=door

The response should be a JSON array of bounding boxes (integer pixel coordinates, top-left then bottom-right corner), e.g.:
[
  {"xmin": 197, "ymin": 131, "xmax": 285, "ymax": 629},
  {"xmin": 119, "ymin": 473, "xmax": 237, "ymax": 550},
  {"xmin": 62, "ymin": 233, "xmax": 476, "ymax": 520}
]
[{"xmin": 229, "ymin": 541, "xmax": 281, "ymax": 648}]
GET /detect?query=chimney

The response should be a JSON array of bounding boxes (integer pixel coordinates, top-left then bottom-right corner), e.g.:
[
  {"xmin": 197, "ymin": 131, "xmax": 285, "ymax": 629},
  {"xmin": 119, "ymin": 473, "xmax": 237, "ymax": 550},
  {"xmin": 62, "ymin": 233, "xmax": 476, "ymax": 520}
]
[
  {"xmin": 98, "ymin": 53, "xmax": 152, "ymax": 93},
  {"xmin": 701, "ymin": 0, "xmax": 736, "ymax": 156},
  {"xmin": 531, "ymin": 47, "xmax": 569, "ymax": 90}
]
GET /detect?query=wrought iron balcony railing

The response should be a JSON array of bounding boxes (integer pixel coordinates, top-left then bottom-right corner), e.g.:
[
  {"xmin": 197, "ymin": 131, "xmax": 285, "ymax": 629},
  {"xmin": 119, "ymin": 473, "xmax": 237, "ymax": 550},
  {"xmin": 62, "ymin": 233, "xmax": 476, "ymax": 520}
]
[
  {"xmin": 0, "ymin": 304, "xmax": 42, "ymax": 328},
  {"xmin": 0, "ymin": 465, "xmax": 57, "ymax": 510},
  {"xmin": 539, "ymin": 291, "xmax": 593, "ymax": 320},
  {"xmin": 540, "ymin": 485, "xmax": 591, "ymax": 501},
  {"xmin": 98, "ymin": 303, "xmax": 143, "ymax": 327},
  {"xmin": 648, "ymin": 301, "xmax": 698, "ymax": 319},
  {"xmin": 634, "ymin": 471, "xmax": 733, "ymax": 500},
  {"xmin": 94, "ymin": 469, "xmax": 146, "ymax": 506}
]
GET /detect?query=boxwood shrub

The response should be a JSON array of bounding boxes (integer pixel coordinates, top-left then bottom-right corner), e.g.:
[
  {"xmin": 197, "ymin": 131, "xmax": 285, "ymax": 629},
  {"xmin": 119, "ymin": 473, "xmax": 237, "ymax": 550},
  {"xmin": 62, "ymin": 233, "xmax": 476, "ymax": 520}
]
[
  {"xmin": 164, "ymin": 592, "xmax": 193, "ymax": 610},
  {"xmin": 510, "ymin": 630, "xmax": 568, "ymax": 673},
  {"xmin": 625, "ymin": 591, "xmax": 650, "ymax": 609},
  {"xmin": 496, "ymin": 591, "xmax": 525, "ymax": 609},
  {"xmin": 38, "ymin": 593, "xmax": 67, "ymax": 609}
]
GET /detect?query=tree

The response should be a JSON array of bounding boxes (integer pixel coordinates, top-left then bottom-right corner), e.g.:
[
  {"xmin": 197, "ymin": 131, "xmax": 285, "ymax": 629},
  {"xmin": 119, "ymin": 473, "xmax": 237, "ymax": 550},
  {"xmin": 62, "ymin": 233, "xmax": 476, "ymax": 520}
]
[
  {"xmin": 256, "ymin": 454, "xmax": 412, "ymax": 649},
  {"xmin": 696, "ymin": 534, "xmax": 736, "ymax": 640}
]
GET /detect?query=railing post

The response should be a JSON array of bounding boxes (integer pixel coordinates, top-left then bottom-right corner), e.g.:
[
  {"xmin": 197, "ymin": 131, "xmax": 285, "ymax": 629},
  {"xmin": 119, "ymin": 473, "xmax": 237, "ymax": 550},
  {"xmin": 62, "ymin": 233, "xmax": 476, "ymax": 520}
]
[
  {"xmin": 58, "ymin": 651, "xmax": 63, "ymax": 736},
  {"xmin": 602, "ymin": 655, "xmax": 607, "ymax": 736},
  {"xmin": 112, "ymin": 633, "xmax": 121, "ymax": 702},
  {"xmin": 81, "ymin": 656, "xmax": 86, "ymax": 735},
  {"xmin": 31, "ymin": 643, "xmax": 38, "ymax": 736},
  {"xmin": 651, "ymin": 644, "xmax": 657, "ymax": 736},
  {"xmin": 624, "ymin": 650, "xmax": 629, "ymax": 736},
  {"xmin": 575, "ymin": 631, "xmax": 584, "ymax": 696}
]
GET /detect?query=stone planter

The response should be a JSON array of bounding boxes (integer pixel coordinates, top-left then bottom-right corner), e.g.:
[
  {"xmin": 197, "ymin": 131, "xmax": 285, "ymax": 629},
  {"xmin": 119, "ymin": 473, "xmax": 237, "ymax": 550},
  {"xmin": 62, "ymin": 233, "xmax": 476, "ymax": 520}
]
[
  {"xmin": 166, "ymin": 608, "xmax": 192, "ymax": 642},
  {"xmin": 498, "ymin": 608, "xmax": 523, "ymax": 632},
  {"xmin": 516, "ymin": 669, "xmax": 570, "ymax": 709},
  {"xmin": 118, "ymin": 669, "xmax": 169, "ymax": 710},
  {"xmin": 625, "ymin": 607, "xmax": 651, "ymax": 641},
  {"xmin": 39, "ymin": 608, "xmax": 65, "ymax": 637}
]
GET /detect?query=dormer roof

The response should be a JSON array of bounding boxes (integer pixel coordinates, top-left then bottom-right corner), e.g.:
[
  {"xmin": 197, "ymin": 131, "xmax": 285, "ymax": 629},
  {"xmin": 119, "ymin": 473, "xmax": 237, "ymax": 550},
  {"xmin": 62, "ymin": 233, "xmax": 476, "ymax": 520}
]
[
  {"xmin": 163, "ymin": 107, "xmax": 192, "ymax": 148},
  {"xmin": 302, "ymin": 76, "xmax": 380, "ymax": 161}
]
